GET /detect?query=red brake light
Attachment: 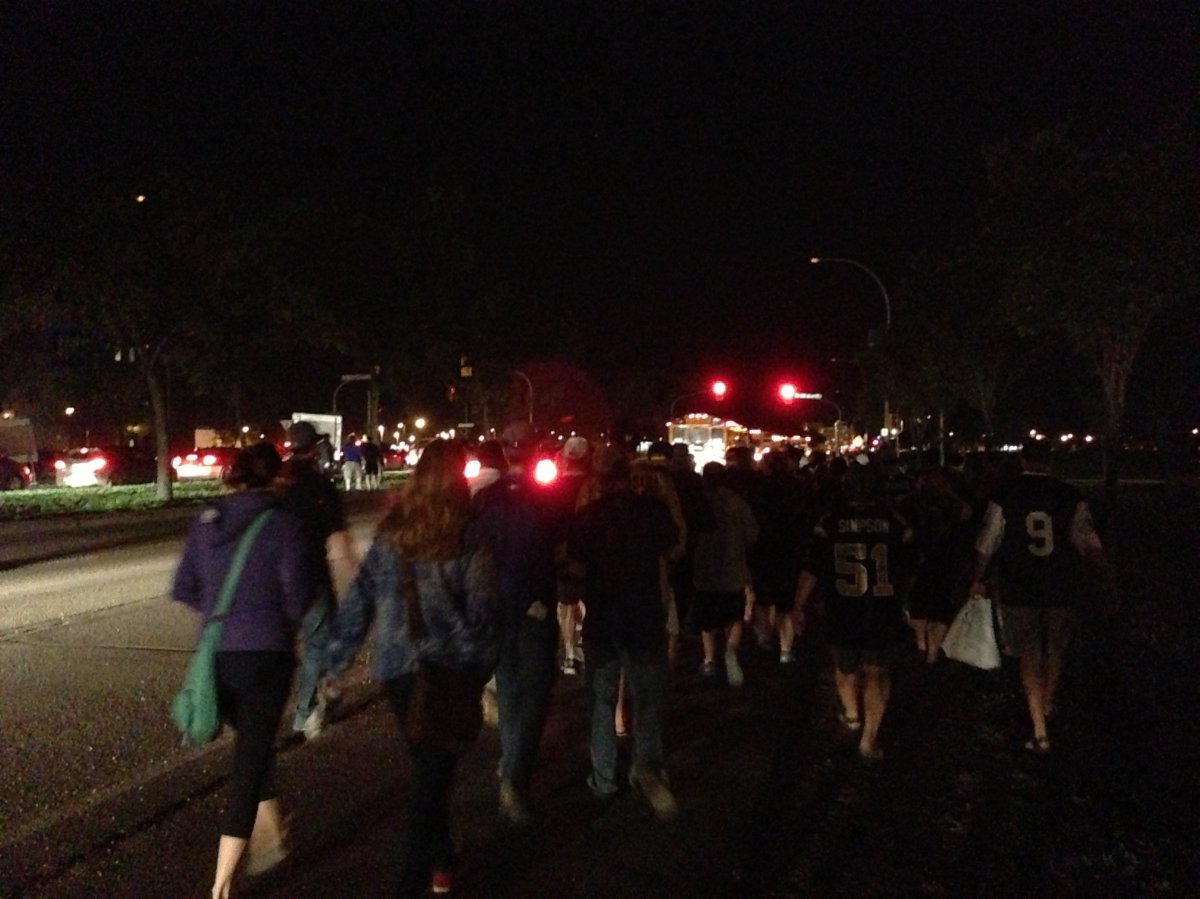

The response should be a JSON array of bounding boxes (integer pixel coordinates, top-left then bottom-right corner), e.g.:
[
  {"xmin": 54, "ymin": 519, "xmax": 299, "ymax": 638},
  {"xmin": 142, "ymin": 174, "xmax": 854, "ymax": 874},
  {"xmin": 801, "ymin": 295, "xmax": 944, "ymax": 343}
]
[
  {"xmin": 55, "ymin": 459, "xmax": 66, "ymax": 471},
  {"xmin": 172, "ymin": 456, "xmax": 183, "ymax": 468},
  {"xmin": 91, "ymin": 456, "xmax": 109, "ymax": 472},
  {"xmin": 201, "ymin": 453, "xmax": 217, "ymax": 465},
  {"xmin": 464, "ymin": 459, "xmax": 481, "ymax": 480},
  {"xmin": 533, "ymin": 458, "xmax": 558, "ymax": 485}
]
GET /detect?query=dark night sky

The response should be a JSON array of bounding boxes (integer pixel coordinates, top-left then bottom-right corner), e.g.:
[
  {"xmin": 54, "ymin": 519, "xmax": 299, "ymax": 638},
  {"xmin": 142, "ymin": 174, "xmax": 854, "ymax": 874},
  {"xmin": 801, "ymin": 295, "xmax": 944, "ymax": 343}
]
[{"xmin": 4, "ymin": 1, "xmax": 1196, "ymax": 429}]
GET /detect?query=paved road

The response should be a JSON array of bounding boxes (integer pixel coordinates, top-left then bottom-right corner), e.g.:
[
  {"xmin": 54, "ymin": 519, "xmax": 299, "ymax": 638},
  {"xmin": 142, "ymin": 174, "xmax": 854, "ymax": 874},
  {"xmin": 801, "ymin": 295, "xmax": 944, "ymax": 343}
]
[
  {"xmin": 7, "ymin": 616, "xmax": 1197, "ymax": 898},
  {"xmin": 2, "ymin": 487, "xmax": 1196, "ymax": 897}
]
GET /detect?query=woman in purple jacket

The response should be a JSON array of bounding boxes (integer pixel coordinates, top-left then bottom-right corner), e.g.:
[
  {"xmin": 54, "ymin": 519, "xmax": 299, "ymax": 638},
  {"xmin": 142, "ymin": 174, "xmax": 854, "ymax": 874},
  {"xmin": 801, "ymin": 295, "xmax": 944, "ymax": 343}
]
[{"xmin": 172, "ymin": 443, "xmax": 314, "ymax": 899}]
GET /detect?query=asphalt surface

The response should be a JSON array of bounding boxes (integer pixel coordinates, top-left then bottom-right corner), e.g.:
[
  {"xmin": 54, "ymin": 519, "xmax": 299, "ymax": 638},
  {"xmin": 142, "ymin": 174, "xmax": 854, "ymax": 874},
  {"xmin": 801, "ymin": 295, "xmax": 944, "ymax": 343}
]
[
  {"xmin": 7, "ymin": 614, "xmax": 1198, "ymax": 899},
  {"xmin": 2, "ymin": 485, "xmax": 1197, "ymax": 898}
]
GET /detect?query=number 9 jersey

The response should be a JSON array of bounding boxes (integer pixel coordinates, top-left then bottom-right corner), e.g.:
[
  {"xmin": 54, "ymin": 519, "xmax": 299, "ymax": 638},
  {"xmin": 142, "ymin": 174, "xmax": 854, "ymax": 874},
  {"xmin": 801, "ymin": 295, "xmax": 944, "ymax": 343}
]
[{"xmin": 976, "ymin": 472, "xmax": 1099, "ymax": 609}]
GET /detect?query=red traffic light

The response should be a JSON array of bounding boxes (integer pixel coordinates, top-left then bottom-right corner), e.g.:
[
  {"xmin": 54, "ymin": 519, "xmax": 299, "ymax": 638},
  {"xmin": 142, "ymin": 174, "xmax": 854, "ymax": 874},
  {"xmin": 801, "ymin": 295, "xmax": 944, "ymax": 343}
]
[
  {"xmin": 778, "ymin": 382, "xmax": 797, "ymax": 403},
  {"xmin": 711, "ymin": 380, "xmax": 728, "ymax": 399}
]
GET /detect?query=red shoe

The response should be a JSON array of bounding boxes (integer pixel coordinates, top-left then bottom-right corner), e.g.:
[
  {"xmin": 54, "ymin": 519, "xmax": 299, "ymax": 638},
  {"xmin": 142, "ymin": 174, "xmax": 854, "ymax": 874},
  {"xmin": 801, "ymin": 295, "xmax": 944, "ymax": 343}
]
[{"xmin": 431, "ymin": 870, "xmax": 454, "ymax": 894}]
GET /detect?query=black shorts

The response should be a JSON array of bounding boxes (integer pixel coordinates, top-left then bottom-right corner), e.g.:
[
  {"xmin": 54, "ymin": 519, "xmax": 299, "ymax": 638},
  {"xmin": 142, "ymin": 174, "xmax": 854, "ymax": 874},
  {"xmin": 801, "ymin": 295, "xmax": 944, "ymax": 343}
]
[
  {"xmin": 830, "ymin": 645, "xmax": 899, "ymax": 674},
  {"xmin": 693, "ymin": 589, "xmax": 744, "ymax": 632},
  {"xmin": 751, "ymin": 570, "xmax": 798, "ymax": 612},
  {"xmin": 826, "ymin": 595, "xmax": 908, "ymax": 654}
]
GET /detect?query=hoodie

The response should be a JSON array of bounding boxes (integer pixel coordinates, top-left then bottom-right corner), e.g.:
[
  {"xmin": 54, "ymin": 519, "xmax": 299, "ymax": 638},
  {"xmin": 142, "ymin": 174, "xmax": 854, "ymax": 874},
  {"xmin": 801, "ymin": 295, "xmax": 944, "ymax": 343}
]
[{"xmin": 172, "ymin": 490, "xmax": 314, "ymax": 653}]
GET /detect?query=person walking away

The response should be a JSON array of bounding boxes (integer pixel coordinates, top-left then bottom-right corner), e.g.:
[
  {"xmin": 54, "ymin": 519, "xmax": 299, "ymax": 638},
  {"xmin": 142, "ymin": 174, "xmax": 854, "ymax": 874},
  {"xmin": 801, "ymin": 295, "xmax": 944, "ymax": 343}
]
[
  {"xmin": 555, "ymin": 436, "xmax": 592, "ymax": 674},
  {"xmin": 566, "ymin": 453, "xmax": 680, "ymax": 819},
  {"xmin": 325, "ymin": 439, "xmax": 500, "ymax": 897},
  {"xmin": 470, "ymin": 439, "xmax": 508, "ymax": 497},
  {"xmin": 747, "ymin": 450, "xmax": 809, "ymax": 664},
  {"xmin": 969, "ymin": 440, "xmax": 1111, "ymax": 754},
  {"xmin": 665, "ymin": 442, "xmax": 715, "ymax": 639},
  {"xmin": 341, "ymin": 436, "xmax": 364, "ymax": 491},
  {"xmin": 171, "ymin": 443, "xmax": 314, "ymax": 898},
  {"xmin": 281, "ymin": 420, "xmax": 360, "ymax": 740},
  {"xmin": 632, "ymin": 456, "xmax": 688, "ymax": 668},
  {"xmin": 693, "ymin": 462, "xmax": 759, "ymax": 686},
  {"xmin": 360, "ymin": 436, "xmax": 383, "ymax": 489},
  {"xmin": 472, "ymin": 448, "xmax": 571, "ymax": 823},
  {"xmin": 906, "ymin": 465, "xmax": 974, "ymax": 663},
  {"xmin": 794, "ymin": 460, "xmax": 913, "ymax": 759},
  {"xmin": 470, "ymin": 439, "xmax": 512, "ymax": 730}
]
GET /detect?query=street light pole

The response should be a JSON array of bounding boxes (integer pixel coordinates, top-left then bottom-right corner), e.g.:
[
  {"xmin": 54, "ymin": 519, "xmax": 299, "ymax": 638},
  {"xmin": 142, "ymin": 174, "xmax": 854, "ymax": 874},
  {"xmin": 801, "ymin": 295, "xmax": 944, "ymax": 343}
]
[
  {"xmin": 332, "ymin": 373, "xmax": 374, "ymax": 438},
  {"xmin": 512, "ymin": 369, "xmax": 534, "ymax": 426},
  {"xmin": 810, "ymin": 256, "xmax": 893, "ymax": 439},
  {"xmin": 810, "ymin": 257, "xmax": 891, "ymax": 329}
]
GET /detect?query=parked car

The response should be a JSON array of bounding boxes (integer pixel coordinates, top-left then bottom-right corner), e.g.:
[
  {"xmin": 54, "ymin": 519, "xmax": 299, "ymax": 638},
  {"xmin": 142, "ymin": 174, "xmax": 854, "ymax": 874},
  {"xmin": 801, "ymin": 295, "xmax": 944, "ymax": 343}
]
[
  {"xmin": 382, "ymin": 444, "xmax": 410, "ymax": 471},
  {"xmin": 171, "ymin": 447, "xmax": 239, "ymax": 481},
  {"xmin": 0, "ymin": 452, "xmax": 33, "ymax": 490},
  {"xmin": 55, "ymin": 445, "xmax": 160, "ymax": 487},
  {"xmin": 35, "ymin": 449, "xmax": 64, "ymax": 485}
]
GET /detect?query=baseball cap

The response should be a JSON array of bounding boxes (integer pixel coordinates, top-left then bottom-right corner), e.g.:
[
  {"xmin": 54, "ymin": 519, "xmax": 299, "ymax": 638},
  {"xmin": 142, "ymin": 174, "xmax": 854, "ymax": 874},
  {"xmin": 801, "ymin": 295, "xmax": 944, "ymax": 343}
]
[
  {"xmin": 562, "ymin": 436, "xmax": 590, "ymax": 460},
  {"xmin": 288, "ymin": 420, "xmax": 319, "ymax": 452}
]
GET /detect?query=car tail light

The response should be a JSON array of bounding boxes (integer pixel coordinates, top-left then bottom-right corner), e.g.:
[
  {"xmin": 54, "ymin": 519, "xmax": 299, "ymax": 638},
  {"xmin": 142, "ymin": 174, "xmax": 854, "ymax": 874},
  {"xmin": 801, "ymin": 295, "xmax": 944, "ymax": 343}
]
[
  {"xmin": 171, "ymin": 456, "xmax": 183, "ymax": 469},
  {"xmin": 55, "ymin": 459, "xmax": 66, "ymax": 471},
  {"xmin": 464, "ymin": 459, "xmax": 481, "ymax": 480},
  {"xmin": 201, "ymin": 453, "xmax": 217, "ymax": 465},
  {"xmin": 533, "ymin": 458, "xmax": 558, "ymax": 485},
  {"xmin": 90, "ymin": 457, "xmax": 108, "ymax": 472}
]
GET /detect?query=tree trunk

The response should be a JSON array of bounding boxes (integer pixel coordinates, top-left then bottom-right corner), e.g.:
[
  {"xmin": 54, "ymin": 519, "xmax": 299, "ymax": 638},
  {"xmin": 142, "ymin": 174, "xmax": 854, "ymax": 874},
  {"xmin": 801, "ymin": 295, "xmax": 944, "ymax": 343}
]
[
  {"xmin": 1098, "ymin": 341, "xmax": 1134, "ymax": 494},
  {"xmin": 976, "ymin": 386, "xmax": 996, "ymax": 452},
  {"xmin": 1096, "ymin": 339, "xmax": 1136, "ymax": 560},
  {"xmin": 144, "ymin": 363, "xmax": 174, "ymax": 502}
]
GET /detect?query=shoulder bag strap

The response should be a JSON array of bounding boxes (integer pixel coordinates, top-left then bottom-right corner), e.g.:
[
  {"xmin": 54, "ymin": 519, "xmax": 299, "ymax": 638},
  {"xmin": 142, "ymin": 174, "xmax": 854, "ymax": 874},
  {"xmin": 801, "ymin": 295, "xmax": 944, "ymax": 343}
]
[{"xmin": 209, "ymin": 508, "xmax": 275, "ymax": 625}]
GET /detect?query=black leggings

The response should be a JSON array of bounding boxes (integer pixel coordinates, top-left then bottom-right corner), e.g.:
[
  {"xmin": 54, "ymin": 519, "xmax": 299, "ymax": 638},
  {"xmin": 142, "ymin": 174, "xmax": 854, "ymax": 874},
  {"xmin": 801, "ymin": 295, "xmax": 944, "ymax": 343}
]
[
  {"xmin": 215, "ymin": 651, "xmax": 294, "ymax": 838},
  {"xmin": 384, "ymin": 675, "xmax": 461, "ymax": 898}
]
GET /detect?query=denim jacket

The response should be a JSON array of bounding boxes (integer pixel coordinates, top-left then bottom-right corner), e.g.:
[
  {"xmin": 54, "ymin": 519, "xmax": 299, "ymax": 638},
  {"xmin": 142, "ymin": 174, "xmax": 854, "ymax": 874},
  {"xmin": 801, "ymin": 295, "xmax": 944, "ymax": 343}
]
[{"xmin": 326, "ymin": 532, "xmax": 500, "ymax": 682}]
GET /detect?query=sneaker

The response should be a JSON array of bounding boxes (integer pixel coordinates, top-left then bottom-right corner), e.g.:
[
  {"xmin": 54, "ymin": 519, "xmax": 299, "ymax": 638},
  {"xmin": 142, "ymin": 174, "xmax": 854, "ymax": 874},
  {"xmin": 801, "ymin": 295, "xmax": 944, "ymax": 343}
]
[
  {"xmin": 699, "ymin": 660, "xmax": 719, "ymax": 679},
  {"xmin": 562, "ymin": 657, "xmax": 578, "ymax": 676},
  {"xmin": 779, "ymin": 650, "xmax": 795, "ymax": 664},
  {"xmin": 499, "ymin": 780, "xmax": 532, "ymax": 825},
  {"xmin": 630, "ymin": 765, "xmax": 679, "ymax": 822},
  {"xmin": 301, "ymin": 704, "xmax": 326, "ymax": 741},
  {"xmin": 724, "ymin": 648, "xmax": 744, "ymax": 687},
  {"xmin": 431, "ymin": 870, "xmax": 454, "ymax": 894},
  {"xmin": 481, "ymin": 688, "xmax": 500, "ymax": 728}
]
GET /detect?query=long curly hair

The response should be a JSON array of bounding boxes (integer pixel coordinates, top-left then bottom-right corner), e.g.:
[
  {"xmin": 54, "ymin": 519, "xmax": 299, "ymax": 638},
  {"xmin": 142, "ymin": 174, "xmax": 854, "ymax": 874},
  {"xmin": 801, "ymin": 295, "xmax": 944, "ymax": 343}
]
[{"xmin": 379, "ymin": 439, "xmax": 471, "ymax": 561}]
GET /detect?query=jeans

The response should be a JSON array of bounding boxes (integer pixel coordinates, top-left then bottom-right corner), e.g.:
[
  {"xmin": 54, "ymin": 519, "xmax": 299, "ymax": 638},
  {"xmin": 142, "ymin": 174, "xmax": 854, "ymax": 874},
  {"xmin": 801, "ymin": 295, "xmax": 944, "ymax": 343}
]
[
  {"xmin": 584, "ymin": 640, "xmax": 670, "ymax": 797},
  {"xmin": 293, "ymin": 583, "xmax": 334, "ymax": 731},
  {"xmin": 385, "ymin": 676, "xmax": 460, "ymax": 899},
  {"xmin": 494, "ymin": 612, "xmax": 559, "ymax": 791}
]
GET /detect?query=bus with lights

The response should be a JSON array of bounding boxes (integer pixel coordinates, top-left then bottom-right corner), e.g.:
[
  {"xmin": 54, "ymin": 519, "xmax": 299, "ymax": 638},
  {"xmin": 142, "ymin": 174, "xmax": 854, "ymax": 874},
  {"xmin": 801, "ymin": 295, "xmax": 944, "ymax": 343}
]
[
  {"xmin": 666, "ymin": 413, "xmax": 855, "ymax": 467},
  {"xmin": 665, "ymin": 414, "xmax": 754, "ymax": 468}
]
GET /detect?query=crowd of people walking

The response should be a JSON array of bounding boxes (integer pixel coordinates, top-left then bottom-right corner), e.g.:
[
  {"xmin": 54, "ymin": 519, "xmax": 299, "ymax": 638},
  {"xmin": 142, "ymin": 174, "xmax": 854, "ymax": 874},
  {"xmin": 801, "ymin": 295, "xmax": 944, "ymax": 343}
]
[{"xmin": 171, "ymin": 425, "xmax": 1112, "ymax": 898}]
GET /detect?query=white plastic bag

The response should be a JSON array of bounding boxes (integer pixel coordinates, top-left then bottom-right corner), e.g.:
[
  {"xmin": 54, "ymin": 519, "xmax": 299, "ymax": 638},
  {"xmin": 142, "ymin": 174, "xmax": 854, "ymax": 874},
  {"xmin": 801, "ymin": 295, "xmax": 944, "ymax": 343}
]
[{"xmin": 942, "ymin": 595, "xmax": 1001, "ymax": 670}]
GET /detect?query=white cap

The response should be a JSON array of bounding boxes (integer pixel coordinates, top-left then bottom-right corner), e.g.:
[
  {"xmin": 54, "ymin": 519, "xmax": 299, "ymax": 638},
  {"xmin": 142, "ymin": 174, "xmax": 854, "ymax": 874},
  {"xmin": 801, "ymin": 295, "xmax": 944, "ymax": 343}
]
[{"xmin": 562, "ymin": 436, "xmax": 590, "ymax": 460}]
